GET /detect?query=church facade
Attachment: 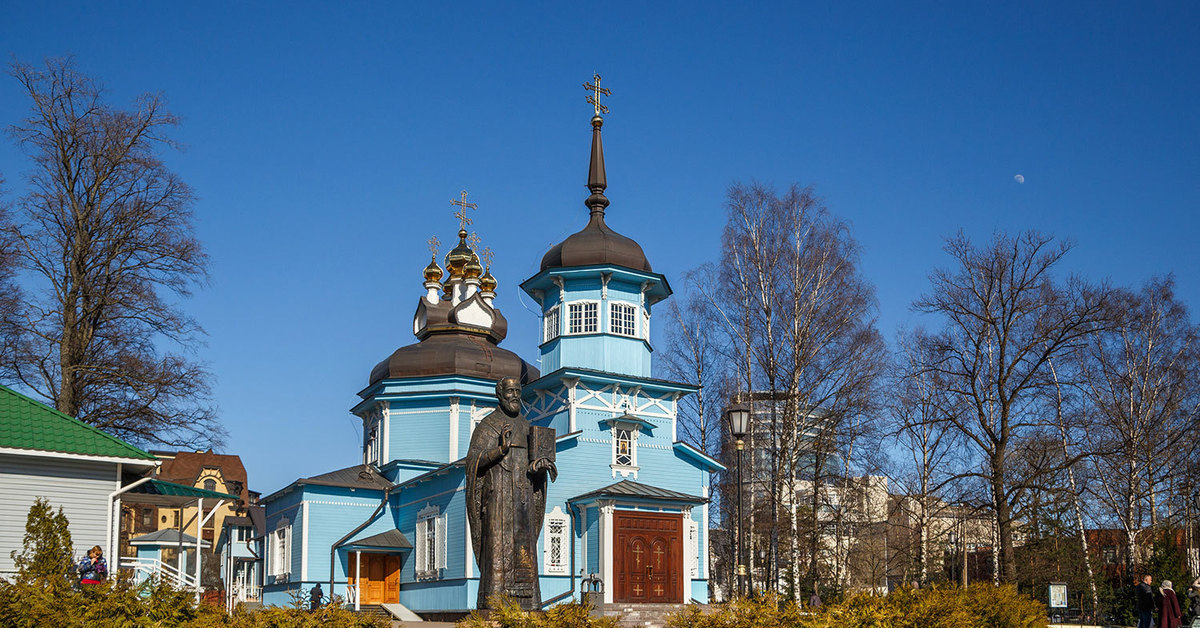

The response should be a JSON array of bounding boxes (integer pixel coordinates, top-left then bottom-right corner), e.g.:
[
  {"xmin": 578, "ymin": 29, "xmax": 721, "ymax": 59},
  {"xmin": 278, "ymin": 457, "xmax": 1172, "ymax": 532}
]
[{"xmin": 260, "ymin": 102, "xmax": 722, "ymax": 614}]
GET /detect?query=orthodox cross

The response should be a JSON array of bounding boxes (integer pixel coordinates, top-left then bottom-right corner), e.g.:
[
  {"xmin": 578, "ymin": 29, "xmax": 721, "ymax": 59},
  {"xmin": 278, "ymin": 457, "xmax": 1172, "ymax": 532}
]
[
  {"xmin": 654, "ymin": 584, "xmax": 664, "ymax": 597},
  {"xmin": 481, "ymin": 247, "xmax": 494, "ymax": 269},
  {"xmin": 450, "ymin": 190, "xmax": 477, "ymax": 229},
  {"xmin": 653, "ymin": 545, "xmax": 665, "ymax": 568},
  {"xmin": 632, "ymin": 544, "xmax": 644, "ymax": 568},
  {"xmin": 427, "ymin": 235, "xmax": 441, "ymax": 258},
  {"xmin": 583, "ymin": 73, "xmax": 611, "ymax": 116},
  {"xmin": 467, "ymin": 232, "xmax": 482, "ymax": 252}
]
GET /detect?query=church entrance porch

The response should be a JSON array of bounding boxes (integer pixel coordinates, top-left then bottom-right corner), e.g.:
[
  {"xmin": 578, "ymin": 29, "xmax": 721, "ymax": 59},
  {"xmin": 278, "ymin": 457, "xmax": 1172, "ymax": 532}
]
[
  {"xmin": 349, "ymin": 552, "xmax": 401, "ymax": 605},
  {"xmin": 614, "ymin": 511, "xmax": 682, "ymax": 603}
]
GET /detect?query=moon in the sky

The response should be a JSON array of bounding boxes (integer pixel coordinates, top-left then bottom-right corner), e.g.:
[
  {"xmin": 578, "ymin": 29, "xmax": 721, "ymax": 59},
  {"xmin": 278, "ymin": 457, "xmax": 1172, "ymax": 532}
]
[{"xmin": 1014, "ymin": 174, "xmax": 1025, "ymax": 184}]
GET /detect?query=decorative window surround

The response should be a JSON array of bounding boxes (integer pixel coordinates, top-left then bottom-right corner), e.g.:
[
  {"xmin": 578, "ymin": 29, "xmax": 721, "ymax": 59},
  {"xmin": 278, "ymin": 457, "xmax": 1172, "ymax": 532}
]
[
  {"xmin": 269, "ymin": 519, "xmax": 291, "ymax": 579},
  {"xmin": 567, "ymin": 301, "xmax": 600, "ymax": 335},
  {"xmin": 606, "ymin": 414, "xmax": 645, "ymax": 478},
  {"xmin": 543, "ymin": 506, "xmax": 569, "ymax": 575},
  {"xmin": 415, "ymin": 504, "xmax": 447, "ymax": 580},
  {"xmin": 544, "ymin": 305, "xmax": 561, "ymax": 343},
  {"xmin": 609, "ymin": 302, "xmax": 638, "ymax": 337}
]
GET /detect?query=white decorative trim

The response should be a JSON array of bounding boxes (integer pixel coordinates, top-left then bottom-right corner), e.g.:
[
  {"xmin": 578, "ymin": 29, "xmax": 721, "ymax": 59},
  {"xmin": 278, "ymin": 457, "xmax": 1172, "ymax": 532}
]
[
  {"xmin": 465, "ymin": 515, "xmax": 474, "ymax": 578},
  {"xmin": 382, "ymin": 403, "xmax": 391, "ymax": 464},
  {"xmin": 449, "ymin": 397, "xmax": 460, "ymax": 460},
  {"xmin": 601, "ymin": 272, "xmax": 611, "ymax": 300},
  {"xmin": 0, "ymin": 446, "xmax": 158, "ymax": 467},
  {"xmin": 301, "ymin": 501, "xmax": 309, "ymax": 581},
  {"xmin": 543, "ymin": 506, "xmax": 569, "ymax": 575},
  {"xmin": 567, "ymin": 378, "xmax": 578, "ymax": 433},
  {"xmin": 702, "ymin": 484, "xmax": 710, "ymax": 579},
  {"xmin": 600, "ymin": 501, "xmax": 615, "ymax": 604}
]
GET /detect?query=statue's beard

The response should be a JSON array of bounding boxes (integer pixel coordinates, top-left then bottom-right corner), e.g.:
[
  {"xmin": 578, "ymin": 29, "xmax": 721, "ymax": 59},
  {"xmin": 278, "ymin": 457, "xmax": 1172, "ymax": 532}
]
[{"xmin": 500, "ymin": 399, "xmax": 520, "ymax": 416}]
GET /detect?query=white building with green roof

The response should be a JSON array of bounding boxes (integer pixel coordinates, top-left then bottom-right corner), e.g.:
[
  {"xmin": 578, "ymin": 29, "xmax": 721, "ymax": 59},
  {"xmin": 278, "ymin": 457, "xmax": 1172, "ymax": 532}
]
[{"xmin": 0, "ymin": 384, "xmax": 159, "ymax": 576}]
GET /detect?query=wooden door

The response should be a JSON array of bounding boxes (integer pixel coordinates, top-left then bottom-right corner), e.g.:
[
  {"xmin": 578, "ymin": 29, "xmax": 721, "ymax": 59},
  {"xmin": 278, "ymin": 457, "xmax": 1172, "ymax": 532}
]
[
  {"xmin": 614, "ymin": 511, "xmax": 683, "ymax": 603},
  {"xmin": 350, "ymin": 553, "xmax": 402, "ymax": 605}
]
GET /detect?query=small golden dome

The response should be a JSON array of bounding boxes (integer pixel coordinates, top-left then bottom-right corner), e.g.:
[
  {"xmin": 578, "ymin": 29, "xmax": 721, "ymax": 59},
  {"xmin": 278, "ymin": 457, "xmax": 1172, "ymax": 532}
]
[
  {"xmin": 464, "ymin": 252, "xmax": 483, "ymax": 280},
  {"xmin": 480, "ymin": 267, "xmax": 497, "ymax": 292},
  {"xmin": 423, "ymin": 257, "xmax": 444, "ymax": 282},
  {"xmin": 444, "ymin": 229, "xmax": 474, "ymax": 277}
]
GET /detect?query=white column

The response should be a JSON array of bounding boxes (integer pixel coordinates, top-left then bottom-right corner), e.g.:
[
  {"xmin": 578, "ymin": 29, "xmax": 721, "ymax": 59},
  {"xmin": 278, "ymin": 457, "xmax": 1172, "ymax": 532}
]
[
  {"xmin": 449, "ymin": 397, "xmax": 460, "ymax": 460},
  {"xmin": 354, "ymin": 552, "xmax": 361, "ymax": 611},
  {"xmin": 600, "ymin": 502, "xmax": 615, "ymax": 604},
  {"xmin": 682, "ymin": 507, "xmax": 693, "ymax": 599},
  {"xmin": 300, "ymin": 501, "xmax": 309, "ymax": 581},
  {"xmin": 195, "ymin": 498, "xmax": 204, "ymax": 602}
]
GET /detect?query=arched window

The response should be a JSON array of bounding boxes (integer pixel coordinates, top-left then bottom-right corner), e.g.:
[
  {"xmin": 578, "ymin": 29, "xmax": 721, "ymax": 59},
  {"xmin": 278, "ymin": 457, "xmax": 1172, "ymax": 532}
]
[
  {"xmin": 203, "ymin": 479, "xmax": 216, "ymax": 492},
  {"xmin": 543, "ymin": 507, "xmax": 569, "ymax": 575}
]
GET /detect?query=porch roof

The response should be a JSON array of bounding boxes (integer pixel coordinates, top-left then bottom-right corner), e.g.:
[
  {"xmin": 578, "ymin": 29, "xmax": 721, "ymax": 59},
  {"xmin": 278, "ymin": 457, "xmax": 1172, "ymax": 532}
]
[
  {"xmin": 123, "ymin": 478, "xmax": 238, "ymax": 507},
  {"xmin": 568, "ymin": 479, "xmax": 707, "ymax": 506},
  {"xmin": 344, "ymin": 528, "xmax": 413, "ymax": 550},
  {"xmin": 129, "ymin": 528, "xmax": 211, "ymax": 549}
]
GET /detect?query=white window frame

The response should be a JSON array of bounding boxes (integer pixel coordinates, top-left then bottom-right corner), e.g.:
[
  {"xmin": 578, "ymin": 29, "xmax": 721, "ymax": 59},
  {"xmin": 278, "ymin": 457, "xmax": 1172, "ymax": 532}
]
[
  {"xmin": 544, "ymin": 305, "xmax": 561, "ymax": 343},
  {"xmin": 608, "ymin": 301, "xmax": 638, "ymax": 338},
  {"xmin": 269, "ymin": 520, "xmax": 291, "ymax": 578},
  {"xmin": 416, "ymin": 504, "xmax": 446, "ymax": 579},
  {"xmin": 543, "ymin": 507, "xmax": 569, "ymax": 575},
  {"xmin": 608, "ymin": 418, "xmax": 641, "ymax": 477},
  {"xmin": 566, "ymin": 300, "xmax": 600, "ymax": 335}
]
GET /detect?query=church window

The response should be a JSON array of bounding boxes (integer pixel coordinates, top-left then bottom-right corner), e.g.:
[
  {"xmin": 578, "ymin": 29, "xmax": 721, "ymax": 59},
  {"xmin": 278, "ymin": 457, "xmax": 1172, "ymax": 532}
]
[
  {"xmin": 365, "ymin": 423, "xmax": 380, "ymax": 466},
  {"xmin": 416, "ymin": 504, "xmax": 446, "ymax": 579},
  {"xmin": 204, "ymin": 479, "xmax": 217, "ymax": 492},
  {"xmin": 614, "ymin": 428, "xmax": 634, "ymax": 466},
  {"xmin": 543, "ymin": 507, "xmax": 569, "ymax": 575},
  {"xmin": 609, "ymin": 302, "xmax": 637, "ymax": 337},
  {"xmin": 544, "ymin": 306, "xmax": 561, "ymax": 342},
  {"xmin": 567, "ymin": 301, "xmax": 599, "ymax": 334},
  {"xmin": 269, "ymin": 521, "xmax": 291, "ymax": 578}
]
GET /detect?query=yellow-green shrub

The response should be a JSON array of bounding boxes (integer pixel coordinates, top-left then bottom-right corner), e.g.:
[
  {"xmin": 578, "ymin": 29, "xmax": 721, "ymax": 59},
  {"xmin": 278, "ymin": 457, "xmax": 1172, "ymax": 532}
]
[
  {"xmin": 457, "ymin": 596, "xmax": 619, "ymax": 628},
  {"xmin": 667, "ymin": 584, "xmax": 1047, "ymax": 628}
]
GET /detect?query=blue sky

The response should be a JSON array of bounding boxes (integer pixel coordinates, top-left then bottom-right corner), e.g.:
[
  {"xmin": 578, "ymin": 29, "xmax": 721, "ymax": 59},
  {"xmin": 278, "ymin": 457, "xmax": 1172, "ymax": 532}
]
[{"xmin": 0, "ymin": 2, "xmax": 1196, "ymax": 493}]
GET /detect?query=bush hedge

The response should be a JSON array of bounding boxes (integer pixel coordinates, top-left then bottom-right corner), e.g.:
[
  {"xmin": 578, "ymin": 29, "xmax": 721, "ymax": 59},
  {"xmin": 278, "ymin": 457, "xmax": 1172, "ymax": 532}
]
[
  {"xmin": 667, "ymin": 584, "xmax": 1047, "ymax": 628},
  {"xmin": 456, "ymin": 596, "xmax": 619, "ymax": 628}
]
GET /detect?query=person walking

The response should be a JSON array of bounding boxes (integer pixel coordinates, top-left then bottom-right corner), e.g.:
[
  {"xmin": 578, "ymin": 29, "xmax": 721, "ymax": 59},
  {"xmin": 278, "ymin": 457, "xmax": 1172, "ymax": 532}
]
[
  {"xmin": 309, "ymin": 583, "xmax": 323, "ymax": 611},
  {"xmin": 77, "ymin": 546, "xmax": 107, "ymax": 585},
  {"xmin": 1160, "ymin": 580, "xmax": 1182, "ymax": 628},
  {"xmin": 1137, "ymin": 574, "xmax": 1156, "ymax": 628}
]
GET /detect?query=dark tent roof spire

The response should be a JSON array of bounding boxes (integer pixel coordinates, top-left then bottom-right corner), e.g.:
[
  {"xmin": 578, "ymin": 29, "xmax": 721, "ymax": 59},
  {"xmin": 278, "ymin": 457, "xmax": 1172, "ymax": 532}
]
[{"xmin": 583, "ymin": 74, "xmax": 611, "ymax": 216}]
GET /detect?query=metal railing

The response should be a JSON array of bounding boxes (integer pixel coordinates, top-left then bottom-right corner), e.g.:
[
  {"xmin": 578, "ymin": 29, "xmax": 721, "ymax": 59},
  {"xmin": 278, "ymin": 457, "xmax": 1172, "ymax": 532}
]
[{"xmin": 120, "ymin": 556, "xmax": 198, "ymax": 589}]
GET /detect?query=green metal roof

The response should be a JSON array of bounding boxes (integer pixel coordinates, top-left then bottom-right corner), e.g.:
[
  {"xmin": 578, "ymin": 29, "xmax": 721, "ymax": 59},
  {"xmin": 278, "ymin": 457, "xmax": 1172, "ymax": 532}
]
[
  {"xmin": 0, "ymin": 384, "xmax": 156, "ymax": 461},
  {"xmin": 128, "ymin": 478, "xmax": 238, "ymax": 500}
]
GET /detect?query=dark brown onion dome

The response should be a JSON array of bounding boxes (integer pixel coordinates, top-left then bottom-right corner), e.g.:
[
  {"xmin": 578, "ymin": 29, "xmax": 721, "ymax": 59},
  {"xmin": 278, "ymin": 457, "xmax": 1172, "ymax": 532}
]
[
  {"xmin": 540, "ymin": 113, "xmax": 651, "ymax": 273},
  {"xmin": 539, "ymin": 214, "xmax": 652, "ymax": 272},
  {"xmin": 369, "ymin": 332, "xmax": 539, "ymax": 386}
]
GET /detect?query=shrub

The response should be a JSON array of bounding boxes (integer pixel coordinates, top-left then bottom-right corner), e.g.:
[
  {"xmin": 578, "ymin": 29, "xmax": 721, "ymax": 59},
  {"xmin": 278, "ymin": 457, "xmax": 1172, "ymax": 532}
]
[
  {"xmin": 667, "ymin": 584, "xmax": 1047, "ymax": 628},
  {"xmin": 10, "ymin": 497, "xmax": 73, "ymax": 582},
  {"xmin": 457, "ymin": 596, "xmax": 620, "ymax": 628}
]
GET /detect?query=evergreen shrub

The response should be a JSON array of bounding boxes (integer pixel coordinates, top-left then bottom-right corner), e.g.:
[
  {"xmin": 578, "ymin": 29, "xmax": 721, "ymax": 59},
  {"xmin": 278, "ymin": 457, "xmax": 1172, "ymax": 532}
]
[
  {"xmin": 667, "ymin": 585, "xmax": 1047, "ymax": 628},
  {"xmin": 456, "ymin": 596, "xmax": 620, "ymax": 628}
]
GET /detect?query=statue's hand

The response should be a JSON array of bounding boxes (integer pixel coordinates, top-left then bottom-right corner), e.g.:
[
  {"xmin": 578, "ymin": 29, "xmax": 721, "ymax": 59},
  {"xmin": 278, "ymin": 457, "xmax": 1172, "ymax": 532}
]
[
  {"xmin": 500, "ymin": 425, "xmax": 512, "ymax": 454},
  {"xmin": 532, "ymin": 458, "xmax": 558, "ymax": 482}
]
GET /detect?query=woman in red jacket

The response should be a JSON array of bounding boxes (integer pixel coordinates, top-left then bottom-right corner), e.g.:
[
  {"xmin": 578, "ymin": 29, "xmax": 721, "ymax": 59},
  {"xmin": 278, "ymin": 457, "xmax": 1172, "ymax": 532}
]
[{"xmin": 1160, "ymin": 580, "xmax": 1182, "ymax": 628}]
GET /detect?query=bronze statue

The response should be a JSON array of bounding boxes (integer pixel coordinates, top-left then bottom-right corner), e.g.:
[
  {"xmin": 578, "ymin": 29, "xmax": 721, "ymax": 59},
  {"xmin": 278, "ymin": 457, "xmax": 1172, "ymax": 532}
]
[{"xmin": 466, "ymin": 376, "xmax": 557, "ymax": 610}]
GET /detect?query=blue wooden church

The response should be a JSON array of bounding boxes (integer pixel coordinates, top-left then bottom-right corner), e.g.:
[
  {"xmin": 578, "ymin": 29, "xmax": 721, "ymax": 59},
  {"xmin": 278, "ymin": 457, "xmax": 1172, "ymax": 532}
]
[{"xmin": 260, "ymin": 99, "xmax": 723, "ymax": 615}]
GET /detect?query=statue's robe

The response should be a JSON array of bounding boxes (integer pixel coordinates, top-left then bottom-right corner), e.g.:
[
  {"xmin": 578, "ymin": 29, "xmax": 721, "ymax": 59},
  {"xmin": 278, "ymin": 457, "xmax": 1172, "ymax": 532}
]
[{"xmin": 465, "ymin": 409, "xmax": 555, "ymax": 610}]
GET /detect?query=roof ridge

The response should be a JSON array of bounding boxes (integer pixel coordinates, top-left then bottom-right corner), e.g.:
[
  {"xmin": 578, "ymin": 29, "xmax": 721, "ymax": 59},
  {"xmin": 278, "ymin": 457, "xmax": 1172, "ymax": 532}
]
[{"xmin": 0, "ymin": 384, "xmax": 156, "ymax": 460}]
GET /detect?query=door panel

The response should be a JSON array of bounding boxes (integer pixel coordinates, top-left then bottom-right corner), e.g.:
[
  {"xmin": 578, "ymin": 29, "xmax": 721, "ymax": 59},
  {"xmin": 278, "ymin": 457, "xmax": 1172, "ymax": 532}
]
[{"xmin": 614, "ymin": 511, "xmax": 683, "ymax": 603}]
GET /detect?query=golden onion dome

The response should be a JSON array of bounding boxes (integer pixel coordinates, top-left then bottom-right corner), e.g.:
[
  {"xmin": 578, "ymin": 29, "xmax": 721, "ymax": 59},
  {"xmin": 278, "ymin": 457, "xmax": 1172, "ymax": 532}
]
[
  {"xmin": 464, "ymin": 252, "xmax": 483, "ymax": 280},
  {"xmin": 444, "ymin": 229, "xmax": 474, "ymax": 277},
  {"xmin": 423, "ymin": 257, "xmax": 444, "ymax": 282},
  {"xmin": 480, "ymin": 267, "xmax": 497, "ymax": 292}
]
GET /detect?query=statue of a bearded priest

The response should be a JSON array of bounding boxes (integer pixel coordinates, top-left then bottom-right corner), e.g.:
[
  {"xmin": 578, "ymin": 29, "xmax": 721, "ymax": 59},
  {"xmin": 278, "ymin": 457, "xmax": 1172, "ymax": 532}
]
[{"xmin": 465, "ymin": 376, "xmax": 557, "ymax": 610}]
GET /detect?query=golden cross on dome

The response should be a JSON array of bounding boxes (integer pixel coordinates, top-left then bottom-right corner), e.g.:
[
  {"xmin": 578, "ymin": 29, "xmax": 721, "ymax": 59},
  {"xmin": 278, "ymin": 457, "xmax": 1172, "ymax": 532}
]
[
  {"xmin": 467, "ymin": 232, "xmax": 482, "ymax": 251},
  {"xmin": 583, "ymin": 73, "xmax": 611, "ymax": 116},
  {"xmin": 450, "ymin": 190, "xmax": 477, "ymax": 229},
  {"xmin": 427, "ymin": 235, "xmax": 441, "ymax": 258},
  {"xmin": 481, "ymin": 247, "xmax": 494, "ymax": 268}
]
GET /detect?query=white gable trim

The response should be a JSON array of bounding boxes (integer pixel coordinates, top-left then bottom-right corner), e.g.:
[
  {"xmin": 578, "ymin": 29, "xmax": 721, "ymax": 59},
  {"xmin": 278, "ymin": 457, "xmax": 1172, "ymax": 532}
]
[{"xmin": 0, "ymin": 447, "xmax": 157, "ymax": 467}]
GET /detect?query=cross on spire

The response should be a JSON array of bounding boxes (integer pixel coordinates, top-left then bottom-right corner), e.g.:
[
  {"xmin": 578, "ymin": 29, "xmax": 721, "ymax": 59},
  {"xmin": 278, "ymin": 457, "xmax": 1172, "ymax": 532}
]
[
  {"xmin": 450, "ymin": 190, "xmax": 477, "ymax": 230},
  {"xmin": 467, "ymin": 231, "xmax": 481, "ymax": 251},
  {"xmin": 427, "ymin": 235, "xmax": 441, "ymax": 258},
  {"xmin": 583, "ymin": 73, "xmax": 611, "ymax": 117},
  {"xmin": 480, "ymin": 246, "xmax": 494, "ymax": 269}
]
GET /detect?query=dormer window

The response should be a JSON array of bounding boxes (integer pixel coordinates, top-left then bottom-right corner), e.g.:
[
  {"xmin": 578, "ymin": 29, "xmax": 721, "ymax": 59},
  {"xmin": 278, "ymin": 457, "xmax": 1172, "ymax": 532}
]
[
  {"xmin": 567, "ymin": 301, "xmax": 599, "ymax": 334},
  {"xmin": 609, "ymin": 302, "xmax": 638, "ymax": 337}
]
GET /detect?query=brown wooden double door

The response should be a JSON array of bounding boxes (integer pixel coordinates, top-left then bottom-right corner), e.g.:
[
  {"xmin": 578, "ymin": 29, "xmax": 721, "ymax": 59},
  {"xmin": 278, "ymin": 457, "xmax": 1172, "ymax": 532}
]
[
  {"xmin": 614, "ymin": 511, "xmax": 683, "ymax": 603},
  {"xmin": 349, "ymin": 553, "xmax": 400, "ymax": 605}
]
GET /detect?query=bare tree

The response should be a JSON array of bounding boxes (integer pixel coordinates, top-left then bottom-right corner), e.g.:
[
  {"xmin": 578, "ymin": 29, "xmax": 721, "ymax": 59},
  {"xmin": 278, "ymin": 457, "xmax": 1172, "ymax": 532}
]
[
  {"xmin": 662, "ymin": 283, "xmax": 726, "ymax": 455},
  {"xmin": 1074, "ymin": 276, "xmax": 1200, "ymax": 578},
  {"xmin": 0, "ymin": 177, "xmax": 22, "ymax": 370},
  {"xmin": 4, "ymin": 58, "xmax": 220, "ymax": 448},
  {"xmin": 887, "ymin": 328, "xmax": 962, "ymax": 586},
  {"xmin": 912, "ymin": 231, "xmax": 1107, "ymax": 583},
  {"xmin": 700, "ymin": 181, "xmax": 885, "ymax": 595}
]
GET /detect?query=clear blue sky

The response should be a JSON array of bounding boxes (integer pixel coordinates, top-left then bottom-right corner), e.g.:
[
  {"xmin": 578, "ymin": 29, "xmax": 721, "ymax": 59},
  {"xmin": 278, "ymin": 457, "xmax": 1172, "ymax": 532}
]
[{"xmin": 0, "ymin": 2, "xmax": 1196, "ymax": 493}]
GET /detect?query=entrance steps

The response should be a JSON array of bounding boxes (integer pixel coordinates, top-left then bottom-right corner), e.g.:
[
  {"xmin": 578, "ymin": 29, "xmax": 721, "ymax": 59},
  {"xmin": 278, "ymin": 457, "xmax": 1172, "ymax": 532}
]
[
  {"xmin": 592, "ymin": 602, "xmax": 708, "ymax": 628},
  {"xmin": 355, "ymin": 604, "xmax": 393, "ymax": 623}
]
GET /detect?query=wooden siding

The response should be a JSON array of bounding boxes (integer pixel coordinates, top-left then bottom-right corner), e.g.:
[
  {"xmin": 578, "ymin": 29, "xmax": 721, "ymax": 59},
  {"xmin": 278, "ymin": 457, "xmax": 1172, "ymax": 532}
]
[{"xmin": 0, "ymin": 453, "xmax": 119, "ymax": 574}]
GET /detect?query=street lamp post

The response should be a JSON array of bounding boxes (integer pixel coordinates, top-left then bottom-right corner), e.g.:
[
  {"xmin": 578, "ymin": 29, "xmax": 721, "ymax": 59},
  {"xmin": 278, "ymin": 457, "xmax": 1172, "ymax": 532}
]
[{"xmin": 727, "ymin": 404, "xmax": 751, "ymax": 599}]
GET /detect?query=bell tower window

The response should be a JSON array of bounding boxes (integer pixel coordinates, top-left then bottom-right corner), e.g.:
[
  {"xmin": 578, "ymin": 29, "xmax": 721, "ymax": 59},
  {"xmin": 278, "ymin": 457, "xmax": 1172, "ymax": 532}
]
[
  {"xmin": 609, "ymin": 302, "xmax": 637, "ymax": 337},
  {"xmin": 544, "ymin": 305, "xmax": 561, "ymax": 342},
  {"xmin": 567, "ymin": 301, "xmax": 599, "ymax": 334}
]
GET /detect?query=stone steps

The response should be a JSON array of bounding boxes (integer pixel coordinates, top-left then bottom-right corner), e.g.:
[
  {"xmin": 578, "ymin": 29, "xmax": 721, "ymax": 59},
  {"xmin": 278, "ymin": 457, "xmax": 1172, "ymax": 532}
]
[{"xmin": 592, "ymin": 602, "xmax": 708, "ymax": 628}]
